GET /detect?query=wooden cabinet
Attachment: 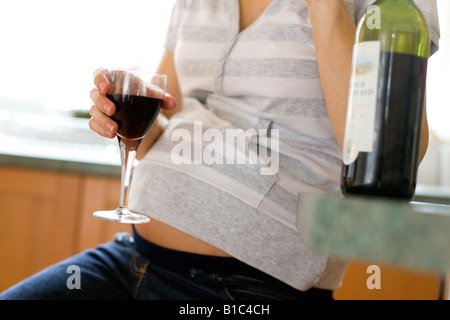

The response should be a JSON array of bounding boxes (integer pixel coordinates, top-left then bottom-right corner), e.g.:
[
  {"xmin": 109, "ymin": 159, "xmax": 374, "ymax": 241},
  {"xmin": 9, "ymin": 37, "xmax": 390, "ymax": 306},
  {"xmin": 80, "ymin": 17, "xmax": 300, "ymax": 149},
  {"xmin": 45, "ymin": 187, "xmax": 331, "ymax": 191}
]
[
  {"xmin": 0, "ymin": 166, "xmax": 129, "ymax": 292},
  {"xmin": 0, "ymin": 165, "xmax": 443, "ymax": 299},
  {"xmin": 0, "ymin": 167, "xmax": 80, "ymax": 290}
]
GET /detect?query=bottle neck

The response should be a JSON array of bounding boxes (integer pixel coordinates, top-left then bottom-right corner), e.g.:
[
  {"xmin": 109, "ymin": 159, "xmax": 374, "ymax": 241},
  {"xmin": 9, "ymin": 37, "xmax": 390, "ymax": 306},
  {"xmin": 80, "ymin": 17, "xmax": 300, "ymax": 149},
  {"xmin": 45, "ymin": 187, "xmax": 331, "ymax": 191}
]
[{"xmin": 362, "ymin": 0, "xmax": 430, "ymax": 58}]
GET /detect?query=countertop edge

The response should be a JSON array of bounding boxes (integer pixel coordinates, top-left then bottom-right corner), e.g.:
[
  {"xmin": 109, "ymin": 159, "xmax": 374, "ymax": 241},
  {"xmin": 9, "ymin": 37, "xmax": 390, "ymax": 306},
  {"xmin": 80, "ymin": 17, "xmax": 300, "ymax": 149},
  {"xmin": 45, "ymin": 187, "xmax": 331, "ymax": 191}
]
[
  {"xmin": 296, "ymin": 193, "xmax": 450, "ymax": 273},
  {"xmin": 0, "ymin": 153, "xmax": 120, "ymax": 177}
]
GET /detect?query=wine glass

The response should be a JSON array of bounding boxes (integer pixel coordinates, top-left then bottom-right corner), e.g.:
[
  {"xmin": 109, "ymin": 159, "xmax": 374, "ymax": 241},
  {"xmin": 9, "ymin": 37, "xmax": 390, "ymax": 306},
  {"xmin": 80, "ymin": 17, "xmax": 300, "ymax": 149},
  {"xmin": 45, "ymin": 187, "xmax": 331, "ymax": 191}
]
[{"xmin": 93, "ymin": 69, "xmax": 166, "ymax": 223}]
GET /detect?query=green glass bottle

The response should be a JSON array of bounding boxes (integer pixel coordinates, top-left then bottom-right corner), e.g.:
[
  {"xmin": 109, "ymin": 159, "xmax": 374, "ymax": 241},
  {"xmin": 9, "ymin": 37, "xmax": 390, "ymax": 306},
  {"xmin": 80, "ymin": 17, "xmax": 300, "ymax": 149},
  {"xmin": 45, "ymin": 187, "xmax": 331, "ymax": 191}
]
[{"xmin": 341, "ymin": 0, "xmax": 430, "ymax": 199}]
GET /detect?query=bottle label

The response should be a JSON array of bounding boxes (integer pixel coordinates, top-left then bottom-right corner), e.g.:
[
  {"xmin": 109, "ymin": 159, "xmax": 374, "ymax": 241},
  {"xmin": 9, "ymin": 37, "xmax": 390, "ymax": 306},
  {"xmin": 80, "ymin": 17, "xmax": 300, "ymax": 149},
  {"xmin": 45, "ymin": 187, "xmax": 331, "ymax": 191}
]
[{"xmin": 343, "ymin": 41, "xmax": 381, "ymax": 165}]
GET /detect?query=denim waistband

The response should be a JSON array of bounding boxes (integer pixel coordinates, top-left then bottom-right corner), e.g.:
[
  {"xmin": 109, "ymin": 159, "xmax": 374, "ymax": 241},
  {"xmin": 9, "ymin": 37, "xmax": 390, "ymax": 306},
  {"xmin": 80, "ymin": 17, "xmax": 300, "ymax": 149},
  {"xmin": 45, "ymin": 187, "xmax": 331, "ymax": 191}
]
[
  {"xmin": 131, "ymin": 226, "xmax": 334, "ymax": 299},
  {"xmin": 131, "ymin": 226, "xmax": 267, "ymax": 276}
]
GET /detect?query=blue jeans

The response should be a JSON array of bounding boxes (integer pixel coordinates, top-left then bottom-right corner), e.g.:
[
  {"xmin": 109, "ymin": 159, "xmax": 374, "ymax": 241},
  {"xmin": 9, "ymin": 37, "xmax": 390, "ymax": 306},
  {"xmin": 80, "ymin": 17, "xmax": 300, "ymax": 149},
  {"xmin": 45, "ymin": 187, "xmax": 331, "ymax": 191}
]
[{"xmin": 0, "ymin": 227, "xmax": 333, "ymax": 300}]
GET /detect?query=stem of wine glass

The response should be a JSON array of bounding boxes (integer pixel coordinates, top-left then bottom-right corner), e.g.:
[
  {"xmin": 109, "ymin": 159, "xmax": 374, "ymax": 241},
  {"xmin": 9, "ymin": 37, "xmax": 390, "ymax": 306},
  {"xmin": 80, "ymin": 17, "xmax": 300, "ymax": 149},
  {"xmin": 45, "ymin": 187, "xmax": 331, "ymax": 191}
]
[{"xmin": 117, "ymin": 136, "xmax": 141, "ymax": 213}]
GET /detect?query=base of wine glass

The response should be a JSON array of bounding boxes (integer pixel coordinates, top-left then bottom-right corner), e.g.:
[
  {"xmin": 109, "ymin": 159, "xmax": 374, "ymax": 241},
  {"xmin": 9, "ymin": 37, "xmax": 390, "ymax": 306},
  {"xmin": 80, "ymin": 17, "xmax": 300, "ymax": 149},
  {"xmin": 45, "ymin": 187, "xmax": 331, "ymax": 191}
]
[{"xmin": 93, "ymin": 207, "xmax": 150, "ymax": 224}]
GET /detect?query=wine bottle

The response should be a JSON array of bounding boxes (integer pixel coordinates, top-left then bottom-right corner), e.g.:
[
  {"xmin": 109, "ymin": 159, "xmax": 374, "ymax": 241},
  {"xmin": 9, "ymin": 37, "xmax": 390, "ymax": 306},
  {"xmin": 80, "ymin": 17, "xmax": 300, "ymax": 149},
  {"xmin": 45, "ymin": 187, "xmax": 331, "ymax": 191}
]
[{"xmin": 341, "ymin": 0, "xmax": 430, "ymax": 199}]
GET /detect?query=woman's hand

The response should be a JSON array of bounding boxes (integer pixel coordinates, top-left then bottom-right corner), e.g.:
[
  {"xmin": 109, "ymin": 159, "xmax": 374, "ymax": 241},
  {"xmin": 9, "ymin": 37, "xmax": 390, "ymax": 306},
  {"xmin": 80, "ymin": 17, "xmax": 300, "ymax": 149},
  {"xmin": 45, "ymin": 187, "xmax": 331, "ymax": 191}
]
[{"xmin": 89, "ymin": 68, "xmax": 177, "ymax": 139}]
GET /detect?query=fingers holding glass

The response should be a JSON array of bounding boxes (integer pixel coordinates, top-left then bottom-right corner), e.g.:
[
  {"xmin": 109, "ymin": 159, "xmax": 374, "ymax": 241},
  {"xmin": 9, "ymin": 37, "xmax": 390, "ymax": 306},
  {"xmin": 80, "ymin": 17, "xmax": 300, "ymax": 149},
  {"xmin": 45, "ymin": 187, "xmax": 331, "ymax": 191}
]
[{"xmin": 89, "ymin": 88, "xmax": 117, "ymax": 138}]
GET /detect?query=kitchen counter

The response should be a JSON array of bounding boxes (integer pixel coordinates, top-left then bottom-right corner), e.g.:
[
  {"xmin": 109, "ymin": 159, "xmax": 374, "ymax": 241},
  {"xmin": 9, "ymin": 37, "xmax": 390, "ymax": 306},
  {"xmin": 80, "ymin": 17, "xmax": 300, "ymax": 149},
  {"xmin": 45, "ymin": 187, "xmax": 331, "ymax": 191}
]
[
  {"xmin": 0, "ymin": 109, "xmax": 120, "ymax": 176},
  {"xmin": 296, "ymin": 193, "xmax": 450, "ymax": 273}
]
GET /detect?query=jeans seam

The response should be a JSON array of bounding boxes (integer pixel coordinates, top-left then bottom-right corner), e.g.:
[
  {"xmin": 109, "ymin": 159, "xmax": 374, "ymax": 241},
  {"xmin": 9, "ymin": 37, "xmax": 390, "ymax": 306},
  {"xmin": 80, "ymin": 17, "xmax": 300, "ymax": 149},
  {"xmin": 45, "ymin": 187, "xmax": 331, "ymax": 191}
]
[
  {"xmin": 129, "ymin": 253, "xmax": 149, "ymax": 298},
  {"xmin": 225, "ymin": 286, "xmax": 294, "ymax": 300},
  {"xmin": 221, "ymin": 287, "xmax": 235, "ymax": 300}
]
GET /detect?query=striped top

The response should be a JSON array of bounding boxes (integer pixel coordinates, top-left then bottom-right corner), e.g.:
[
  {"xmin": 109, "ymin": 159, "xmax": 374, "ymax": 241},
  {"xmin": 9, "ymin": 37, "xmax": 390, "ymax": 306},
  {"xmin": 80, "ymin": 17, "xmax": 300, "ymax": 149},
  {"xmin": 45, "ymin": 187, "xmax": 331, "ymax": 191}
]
[{"xmin": 129, "ymin": 0, "xmax": 439, "ymax": 290}]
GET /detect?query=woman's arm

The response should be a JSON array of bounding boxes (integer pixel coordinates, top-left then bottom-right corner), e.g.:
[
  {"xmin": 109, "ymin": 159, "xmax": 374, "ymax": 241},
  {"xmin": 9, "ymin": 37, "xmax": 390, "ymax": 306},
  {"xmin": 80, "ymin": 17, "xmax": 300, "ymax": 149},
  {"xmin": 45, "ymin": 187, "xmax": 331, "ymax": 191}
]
[
  {"xmin": 305, "ymin": 0, "xmax": 356, "ymax": 150},
  {"xmin": 305, "ymin": 0, "xmax": 428, "ymax": 160}
]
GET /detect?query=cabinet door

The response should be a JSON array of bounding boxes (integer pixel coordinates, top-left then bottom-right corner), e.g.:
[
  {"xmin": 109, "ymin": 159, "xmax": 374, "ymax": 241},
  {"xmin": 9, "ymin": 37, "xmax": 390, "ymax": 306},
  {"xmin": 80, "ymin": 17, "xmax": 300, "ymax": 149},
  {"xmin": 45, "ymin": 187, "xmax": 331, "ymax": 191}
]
[{"xmin": 0, "ymin": 166, "xmax": 80, "ymax": 291}]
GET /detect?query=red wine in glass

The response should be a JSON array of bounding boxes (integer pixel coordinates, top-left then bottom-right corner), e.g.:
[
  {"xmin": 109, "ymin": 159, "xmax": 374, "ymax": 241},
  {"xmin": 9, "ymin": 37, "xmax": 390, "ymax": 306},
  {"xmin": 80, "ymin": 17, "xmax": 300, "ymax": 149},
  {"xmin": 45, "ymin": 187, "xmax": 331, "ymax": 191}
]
[{"xmin": 108, "ymin": 94, "xmax": 162, "ymax": 140}]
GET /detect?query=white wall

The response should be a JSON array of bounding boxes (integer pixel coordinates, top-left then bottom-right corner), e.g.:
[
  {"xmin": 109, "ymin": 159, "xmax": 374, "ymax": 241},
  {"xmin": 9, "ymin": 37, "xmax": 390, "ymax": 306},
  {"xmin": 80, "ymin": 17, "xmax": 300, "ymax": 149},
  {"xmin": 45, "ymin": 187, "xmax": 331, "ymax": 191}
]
[
  {"xmin": 418, "ymin": 0, "xmax": 450, "ymax": 187},
  {"xmin": 0, "ymin": 0, "xmax": 176, "ymax": 112}
]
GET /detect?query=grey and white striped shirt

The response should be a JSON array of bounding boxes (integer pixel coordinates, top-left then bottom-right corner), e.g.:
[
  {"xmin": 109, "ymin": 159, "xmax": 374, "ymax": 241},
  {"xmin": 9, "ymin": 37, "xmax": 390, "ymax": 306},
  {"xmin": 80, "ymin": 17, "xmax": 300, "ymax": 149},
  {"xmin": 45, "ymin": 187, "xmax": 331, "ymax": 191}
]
[{"xmin": 129, "ymin": 0, "xmax": 439, "ymax": 290}]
